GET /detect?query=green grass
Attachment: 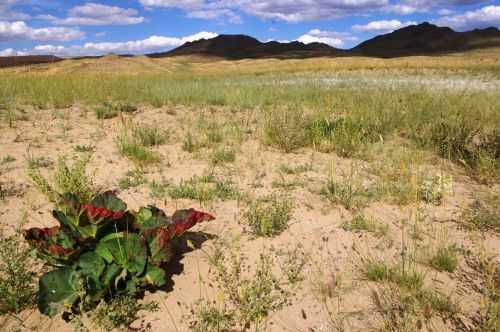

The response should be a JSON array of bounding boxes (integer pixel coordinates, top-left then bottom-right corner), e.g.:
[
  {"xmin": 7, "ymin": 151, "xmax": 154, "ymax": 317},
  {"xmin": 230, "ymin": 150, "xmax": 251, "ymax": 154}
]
[
  {"xmin": 94, "ymin": 104, "xmax": 118, "ymax": 119},
  {"xmin": 169, "ymin": 174, "xmax": 238, "ymax": 203},
  {"xmin": 342, "ymin": 214, "xmax": 388, "ymax": 237},
  {"xmin": 429, "ymin": 245, "xmax": 459, "ymax": 273},
  {"xmin": 210, "ymin": 147, "xmax": 236, "ymax": 165},
  {"xmin": 0, "ymin": 234, "xmax": 37, "ymax": 314},
  {"xmin": 243, "ymin": 195, "xmax": 293, "ymax": 237},
  {"xmin": 132, "ymin": 124, "xmax": 168, "ymax": 147},
  {"xmin": 117, "ymin": 135, "xmax": 160, "ymax": 167}
]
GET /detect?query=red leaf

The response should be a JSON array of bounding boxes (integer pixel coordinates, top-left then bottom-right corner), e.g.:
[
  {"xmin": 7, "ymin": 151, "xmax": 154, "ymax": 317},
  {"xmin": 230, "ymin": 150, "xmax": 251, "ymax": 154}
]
[
  {"xmin": 170, "ymin": 209, "xmax": 215, "ymax": 237},
  {"xmin": 81, "ymin": 204, "xmax": 124, "ymax": 220}
]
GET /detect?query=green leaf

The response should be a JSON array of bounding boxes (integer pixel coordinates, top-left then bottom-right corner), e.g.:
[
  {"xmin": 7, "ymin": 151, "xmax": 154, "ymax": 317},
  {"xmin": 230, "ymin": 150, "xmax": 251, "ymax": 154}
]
[
  {"xmin": 96, "ymin": 233, "xmax": 147, "ymax": 276},
  {"xmin": 90, "ymin": 191, "xmax": 127, "ymax": 212},
  {"xmin": 141, "ymin": 264, "xmax": 166, "ymax": 287},
  {"xmin": 38, "ymin": 268, "xmax": 81, "ymax": 317},
  {"xmin": 78, "ymin": 252, "xmax": 106, "ymax": 280}
]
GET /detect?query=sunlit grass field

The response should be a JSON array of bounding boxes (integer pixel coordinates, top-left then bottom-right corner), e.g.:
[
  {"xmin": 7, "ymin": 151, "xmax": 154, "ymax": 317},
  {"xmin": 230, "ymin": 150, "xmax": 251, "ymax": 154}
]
[{"xmin": 0, "ymin": 50, "xmax": 499, "ymax": 331}]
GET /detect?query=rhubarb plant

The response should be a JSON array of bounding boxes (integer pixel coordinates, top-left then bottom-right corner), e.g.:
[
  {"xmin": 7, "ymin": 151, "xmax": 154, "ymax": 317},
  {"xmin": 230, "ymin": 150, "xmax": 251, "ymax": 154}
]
[{"xmin": 24, "ymin": 191, "xmax": 214, "ymax": 317}]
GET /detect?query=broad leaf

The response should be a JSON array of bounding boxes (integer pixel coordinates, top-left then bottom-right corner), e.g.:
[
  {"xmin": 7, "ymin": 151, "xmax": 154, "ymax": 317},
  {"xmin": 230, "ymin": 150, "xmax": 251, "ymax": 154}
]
[
  {"xmin": 141, "ymin": 264, "xmax": 166, "ymax": 287},
  {"xmin": 38, "ymin": 268, "xmax": 81, "ymax": 317},
  {"xmin": 96, "ymin": 233, "xmax": 147, "ymax": 276},
  {"xmin": 171, "ymin": 209, "xmax": 215, "ymax": 237}
]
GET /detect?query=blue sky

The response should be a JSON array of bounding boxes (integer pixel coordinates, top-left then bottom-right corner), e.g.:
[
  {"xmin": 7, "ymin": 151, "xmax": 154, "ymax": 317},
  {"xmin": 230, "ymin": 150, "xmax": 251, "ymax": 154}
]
[{"xmin": 1, "ymin": 0, "xmax": 500, "ymax": 56}]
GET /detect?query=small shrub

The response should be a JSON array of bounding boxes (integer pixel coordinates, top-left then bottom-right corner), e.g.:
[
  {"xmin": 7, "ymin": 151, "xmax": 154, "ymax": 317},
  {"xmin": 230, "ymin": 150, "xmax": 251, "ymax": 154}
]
[
  {"xmin": 419, "ymin": 174, "xmax": 453, "ymax": 205},
  {"xmin": 263, "ymin": 108, "xmax": 310, "ymax": 153},
  {"xmin": 133, "ymin": 124, "xmax": 168, "ymax": 147},
  {"xmin": 276, "ymin": 245, "xmax": 307, "ymax": 286},
  {"xmin": 27, "ymin": 155, "xmax": 96, "ymax": 203},
  {"xmin": 211, "ymin": 147, "xmax": 236, "ymax": 165},
  {"xmin": 73, "ymin": 144, "xmax": 95, "ymax": 153},
  {"xmin": 182, "ymin": 132, "xmax": 198, "ymax": 153},
  {"xmin": 117, "ymin": 136, "xmax": 160, "ymax": 167},
  {"xmin": 210, "ymin": 252, "xmax": 291, "ymax": 329},
  {"xmin": 243, "ymin": 195, "xmax": 293, "ymax": 237},
  {"xmin": 321, "ymin": 177, "xmax": 371, "ymax": 211},
  {"xmin": 118, "ymin": 170, "xmax": 146, "ymax": 190},
  {"xmin": 365, "ymin": 261, "xmax": 390, "ymax": 282},
  {"xmin": 118, "ymin": 103, "xmax": 138, "ymax": 114},
  {"xmin": 26, "ymin": 155, "xmax": 53, "ymax": 169},
  {"xmin": 92, "ymin": 295, "xmax": 158, "ymax": 331},
  {"xmin": 95, "ymin": 105, "xmax": 118, "ymax": 119},
  {"xmin": 1, "ymin": 155, "xmax": 16, "ymax": 164},
  {"xmin": 0, "ymin": 234, "xmax": 37, "ymax": 314},
  {"xmin": 463, "ymin": 193, "xmax": 500, "ymax": 232},
  {"xmin": 342, "ymin": 214, "xmax": 388, "ymax": 237},
  {"xmin": 169, "ymin": 175, "xmax": 238, "ymax": 203},
  {"xmin": 188, "ymin": 299, "xmax": 235, "ymax": 332},
  {"xmin": 429, "ymin": 245, "xmax": 459, "ymax": 273}
]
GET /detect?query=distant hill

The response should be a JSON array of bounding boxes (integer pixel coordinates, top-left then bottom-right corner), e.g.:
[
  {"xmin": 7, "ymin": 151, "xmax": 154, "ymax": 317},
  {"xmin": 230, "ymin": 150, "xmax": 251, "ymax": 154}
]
[
  {"xmin": 149, "ymin": 34, "xmax": 340, "ymax": 59},
  {"xmin": 0, "ymin": 55, "xmax": 62, "ymax": 68},
  {"xmin": 352, "ymin": 22, "xmax": 500, "ymax": 57}
]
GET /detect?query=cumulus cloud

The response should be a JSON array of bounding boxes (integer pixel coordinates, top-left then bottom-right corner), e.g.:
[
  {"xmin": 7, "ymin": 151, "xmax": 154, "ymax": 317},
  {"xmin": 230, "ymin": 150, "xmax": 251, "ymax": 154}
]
[
  {"xmin": 53, "ymin": 3, "xmax": 145, "ymax": 26},
  {"xmin": 16, "ymin": 31, "xmax": 218, "ymax": 57},
  {"xmin": 352, "ymin": 19, "xmax": 417, "ymax": 32},
  {"xmin": 385, "ymin": 0, "xmax": 489, "ymax": 15},
  {"xmin": 0, "ymin": 0, "xmax": 31, "ymax": 21},
  {"xmin": 138, "ymin": 0, "xmax": 389, "ymax": 22},
  {"xmin": 297, "ymin": 29, "xmax": 358, "ymax": 48},
  {"xmin": 0, "ymin": 47, "xmax": 27, "ymax": 56},
  {"xmin": 436, "ymin": 5, "xmax": 500, "ymax": 30},
  {"xmin": 0, "ymin": 21, "xmax": 84, "ymax": 42}
]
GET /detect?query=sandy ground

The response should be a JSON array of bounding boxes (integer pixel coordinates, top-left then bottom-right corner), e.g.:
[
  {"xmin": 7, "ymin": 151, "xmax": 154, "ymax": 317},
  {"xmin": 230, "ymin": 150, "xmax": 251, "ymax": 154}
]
[{"xmin": 0, "ymin": 104, "xmax": 498, "ymax": 332}]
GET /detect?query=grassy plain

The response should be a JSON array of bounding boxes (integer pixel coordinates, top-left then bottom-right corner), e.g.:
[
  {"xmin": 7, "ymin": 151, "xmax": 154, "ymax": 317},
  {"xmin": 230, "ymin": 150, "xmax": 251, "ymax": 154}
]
[{"xmin": 0, "ymin": 49, "xmax": 499, "ymax": 331}]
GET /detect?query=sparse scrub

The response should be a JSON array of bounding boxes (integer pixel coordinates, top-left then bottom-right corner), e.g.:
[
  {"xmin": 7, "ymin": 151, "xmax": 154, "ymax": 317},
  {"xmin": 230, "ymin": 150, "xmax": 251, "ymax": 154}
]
[
  {"xmin": 27, "ymin": 155, "xmax": 96, "ymax": 203},
  {"xmin": 263, "ymin": 108, "xmax": 310, "ymax": 152},
  {"xmin": 94, "ymin": 104, "xmax": 118, "ymax": 120},
  {"xmin": 188, "ymin": 299, "xmax": 235, "ymax": 332},
  {"xmin": 0, "ymin": 233, "xmax": 37, "ymax": 314},
  {"xmin": 169, "ymin": 174, "xmax": 238, "ymax": 203},
  {"xmin": 132, "ymin": 124, "xmax": 168, "ymax": 147},
  {"xmin": 73, "ymin": 144, "xmax": 96, "ymax": 153},
  {"xmin": 242, "ymin": 195, "xmax": 293, "ymax": 237},
  {"xmin": 429, "ymin": 245, "xmax": 459, "ymax": 273},
  {"xmin": 118, "ymin": 170, "xmax": 147, "ymax": 190},
  {"xmin": 463, "ymin": 193, "xmax": 500, "ymax": 232},
  {"xmin": 419, "ymin": 173, "xmax": 453, "ymax": 205},
  {"xmin": 211, "ymin": 147, "xmax": 236, "ymax": 165},
  {"xmin": 91, "ymin": 296, "xmax": 159, "ymax": 331},
  {"xmin": 117, "ymin": 135, "xmax": 160, "ymax": 167},
  {"xmin": 342, "ymin": 214, "xmax": 388, "ymax": 237}
]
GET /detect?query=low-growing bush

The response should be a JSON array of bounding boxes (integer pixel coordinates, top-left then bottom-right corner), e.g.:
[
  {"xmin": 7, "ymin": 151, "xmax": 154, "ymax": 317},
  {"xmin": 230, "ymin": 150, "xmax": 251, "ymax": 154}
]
[
  {"xmin": 243, "ymin": 195, "xmax": 293, "ymax": 237},
  {"xmin": 0, "ymin": 233, "xmax": 37, "ymax": 314},
  {"xmin": 23, "ymin": 190, "xmax": 214, "ymax": 318}
]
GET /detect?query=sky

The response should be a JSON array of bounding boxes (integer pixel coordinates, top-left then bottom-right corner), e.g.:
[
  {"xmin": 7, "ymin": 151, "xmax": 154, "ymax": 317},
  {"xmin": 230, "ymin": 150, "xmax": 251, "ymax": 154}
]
[{"xmin": 1, "ymin": 0, "xmax": 500, "ymax": 57}]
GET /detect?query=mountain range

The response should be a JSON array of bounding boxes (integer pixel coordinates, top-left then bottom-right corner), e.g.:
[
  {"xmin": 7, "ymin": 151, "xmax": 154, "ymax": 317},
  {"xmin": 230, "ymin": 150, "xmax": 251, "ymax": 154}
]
[{"xmin": 1, "ymin": 23, "xmax": 500, "ymax": 67}]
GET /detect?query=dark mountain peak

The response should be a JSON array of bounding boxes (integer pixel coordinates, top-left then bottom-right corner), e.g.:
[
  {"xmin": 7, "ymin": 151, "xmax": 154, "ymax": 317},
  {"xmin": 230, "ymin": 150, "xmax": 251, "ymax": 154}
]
[
  {"xmin": 152, "ymin": 34, "xmax": 339, "ymax": 59},
  {"xmin": 353, "ymin": 22, "xmax": 500, "ymax": 57}
]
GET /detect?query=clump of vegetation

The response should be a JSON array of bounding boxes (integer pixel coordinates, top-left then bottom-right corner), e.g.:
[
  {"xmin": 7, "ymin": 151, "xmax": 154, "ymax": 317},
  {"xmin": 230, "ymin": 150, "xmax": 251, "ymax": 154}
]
[
  {"xmin": 169, "ymin": 174, "xmax": 238, "ymax": 203},
  {"xmin": 92, "ymin": 295, "xmax": 158, "ymax": 331},
  {"xmin": 188, "ymin": 299, "xmax": 235, "ymax": 332},
  {"xmin": 242, "ymin": 195, "xmax": 293, "ymax": 237},
  {"xmin": 211, "ymin": 147, "xmax": 236, "ymax": 165},
  {"xmin": 276, "ymin": 244, "xmax": 308, "ymax": 286},
  {"xmin": 429, "ymin": 245, "xmax": 459, "ymax": 273},
  {"xmin": 132, "ymin": 124, "xmax": 168, "ymax": 147},
  {"xmin": 23, "ymin": 190, "xmax": 214, "ymax": 318},
  {"xmin": 263, "ymin": 108, "xmax": 310, "ymax": 153},
  {"xmin": 27, "ymin": 155, "xmax": 96, "ymax": 203},
  {"xmin": 117, "ymin": 135, "xmax": 160, "ymax": 167},
  {"xmin": 95, "ymin": 103, "xmax": 119, "ymax": 120},
  {"xmin": 206, "ymin": 250, "xmax": 293, "ymax": 330},
  {"xmin": 0, "ymin": 233, "xmax": 37, "ymax": 314},
  {"xmin": 419, "ymin": 173, "xmax": 453, "ymax": 205},
  {"xmin": 320, "ymin": 171, "xmax": 375, "ymax": 211},
  {"xmin": 73, "ymin": 144, "xmax": 95, "ymax": 153},
  {"xmin": 342, "ymin": 214, "xmax": 388, "ymax": 237},
  {"xmin": 463, "ymin": 193, "xmax": 500, "ymax": 232},
  {"xmin": 1, "ymin": 155, "xmax": 16, "ymax": 165},
  {"xmin": 118, "ymin": 170, "xmax": 147, "ymax": 190}
]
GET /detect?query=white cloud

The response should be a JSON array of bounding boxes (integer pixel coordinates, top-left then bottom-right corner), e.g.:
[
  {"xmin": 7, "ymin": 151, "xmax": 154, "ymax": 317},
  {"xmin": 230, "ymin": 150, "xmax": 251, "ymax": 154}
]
[
  {"xmin": 0, "ymin": 21, "xmax": 84, "ymax": 41},
  {"xmin": 54, "ymin": 3, "xmax": 144, "ymax": 26},
  {"xmin": 0, "ymin": 47, "xmax": 27, "ymax": 56},
  {"xmin": 297, "ymin": 29, "xmax": 358, "ymax": 48},
  {"xmin": 19, "ymin": 31, "xmax": 218, "ymax": 57},
  {"xmin": 436, "ymin": 5, "xmax": 500, "ymax": 30},
  {"xmin": 385, "ymin": 0, "xmax": 489, "ymax": 15},
  {"xmin": 352, "ymin": 19, "xmax": 417, "ymax": 32},
  {"xmin": 138, "ymin": 0, "xmax": 389, "ymax": 22}
]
